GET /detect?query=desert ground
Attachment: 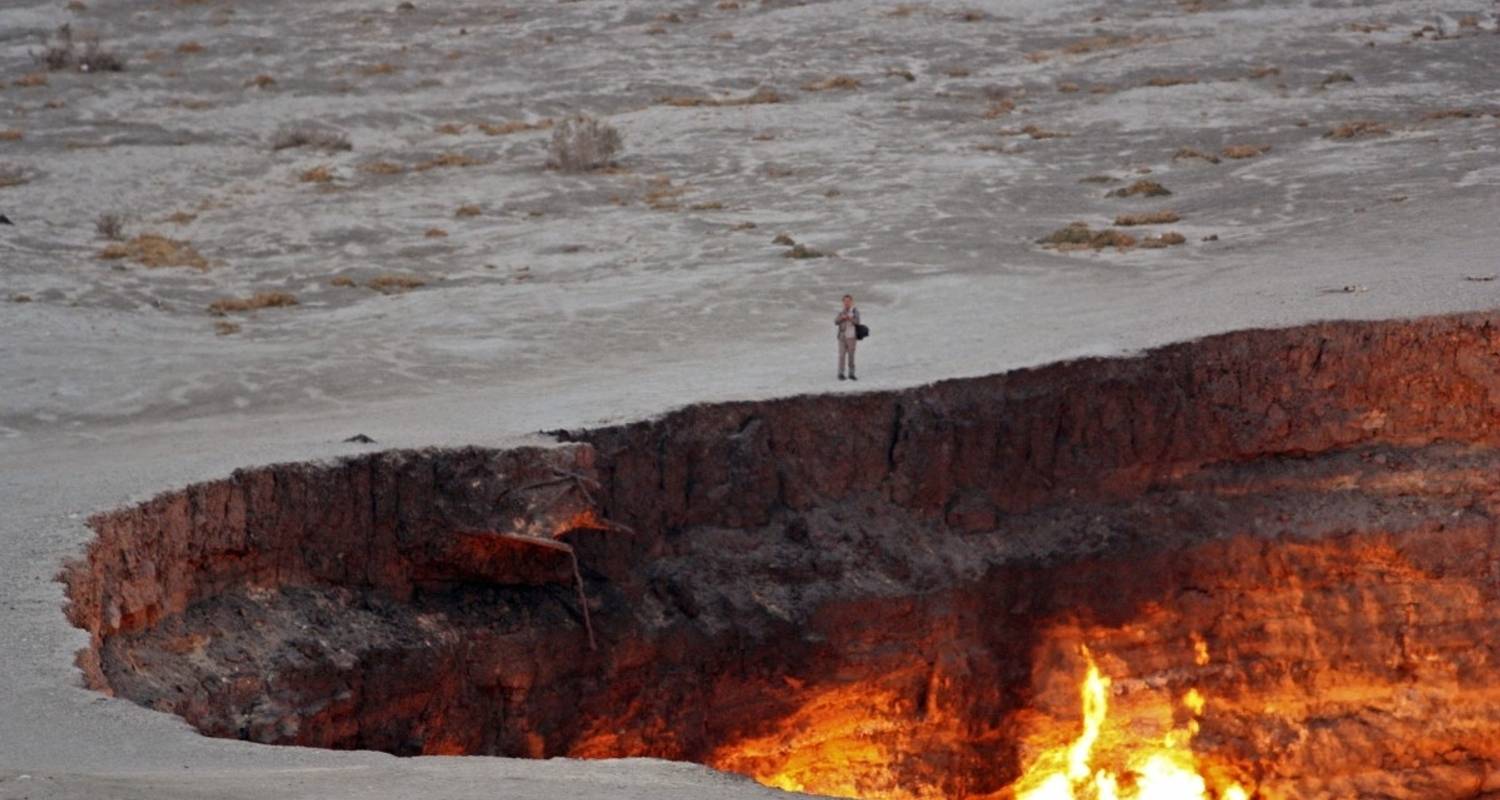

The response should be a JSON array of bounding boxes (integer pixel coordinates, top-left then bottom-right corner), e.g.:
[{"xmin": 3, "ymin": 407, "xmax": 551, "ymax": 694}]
[{"xmin": 1, "ymin": 0, "xmax": 1498, "ymax": 797}]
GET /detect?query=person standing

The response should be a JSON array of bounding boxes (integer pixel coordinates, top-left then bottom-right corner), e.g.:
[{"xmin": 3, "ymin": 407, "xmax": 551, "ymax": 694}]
[{"xmin": 835, "ymin": 294, "xmax": 860, "ymax": 381}]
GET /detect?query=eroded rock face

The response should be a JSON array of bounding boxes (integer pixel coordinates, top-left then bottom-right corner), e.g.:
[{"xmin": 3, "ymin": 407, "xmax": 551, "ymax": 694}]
[{"xmin": 63, "ymin": 313, "xmax": 1500, "ymax": 799}]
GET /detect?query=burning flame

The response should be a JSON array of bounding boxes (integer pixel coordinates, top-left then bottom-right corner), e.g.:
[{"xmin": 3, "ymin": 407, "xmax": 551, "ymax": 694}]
[{"xmin": 1011, "ymin": 647, "xmax": 1249, "ymax": 800}]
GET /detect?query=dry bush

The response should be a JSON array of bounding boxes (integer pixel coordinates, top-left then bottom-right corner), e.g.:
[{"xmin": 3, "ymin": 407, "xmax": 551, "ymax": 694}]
[
  {"xmin": 1139, "ymin": 232, "xmax": 1187, "ymax": 248},
  {"xmin": 78, "ymin": 37, "xmax": 125, "ymax": 72},
  {"xmin": 415, "ymin": 152, "xmax": 487, "ymax": 171},
  {"xmin": 360, "ymin": 160, "xmax": 405, "ymax": 175},
  {"xmin": 96, "ymin": 233, "xmax": 208, "ymax": 269},
  {"xmin": 1146, "ymin": 76, "xmax": 1198, "ymax": 87},
  {"xmin": 424, "ymin": 228, "xmax": 448, "ymax": 238},
  {"xmin": 771, "ymin": 233, "xmax": 796, "ymax": 246},
  {"xmin": 329, "ymin": 275, "xmax": 357, "ymax": 287},
  {"xmin": 176, "ymin": 41, "xmax": 205, "ymax": 55},
  {"xmin": 718, "ymin": 0, "xmax": 740, "ymax": 8},
  {"xmin": 94, "ymin": 212, "xmax": 126, "ymax": 240},
  {"xmin": 271, "ymin": 125, "xmax": 352, "ymax": 152},
  {"xmin": 208, "ymin": 291, "xmax": 298, "ymax": 315},
  {"xmin": 1114, "ymin": 210, "xmax": 1181, "ymax": 225},
  {"xmin": 14, "ymin": 73, "xmax": 49, "ymax": 87},
  {"xmin": 11, "ymin": 294, "xmax": 34, "ymax": 303},
  {"xmin": 802, "ymin": 75, "xmax": 861, "ymax": 91},
  {"xmin": 887, "ymin": 67, "xmax": 915, "ymax": 82},
  {"xmin": 1320, "ymin": 71, "xmax": 1355, "ymax": 87},
  {"xmin": 1078, "ymin": 175, "xmax": 1119, "ymax": 184},
  {"xmin": 1173, "ymin": 146, "xmax": 1221, "ymax": 164},
  {"xmin": 643, "ymin": 177, "xmax": 687, "ymax": 210},
  {"xmin": 690, "ymin": 201, "xmax": 724, "ymax": 211},
  {"xmin": 546, "ymin": 115, "xmax": 622, "ymax": 173},
  {"xmin": 455, "ymin": 204, "xmax": 481, "ymax": 217},
  {"xmin": 213, "ymin": 321, "xmax": 240, "ymax": 336},
  {"xmin": 477, "ymin": 118, "xmax": 554, "ymax": 136},
  {"xmin": 1057, "ymin": 81, "xmax": 1080, "ymax": 93},
  {"xmin": 1108, "ymin": 179, "xmax": 1171, "ymax": 198},
  {"xmin": 785, "ymin": 243, "xmax": 828, "ymax": 259},
  {"xmin": 1061, "ymin": 34, "xmax": 1148, "ymax": 55},
  {"xmin": 163, "ymin": 211, "xmax": 196, "ymax": 225},
  {"xmin": 711, "ymin": 31, "xmax": 734, "ymax": 41},
  {"xmin": 1249, "ymin": 66, "xmax": 1280, "ymax": 79},
  {"xmin": 1324, "ymin": 120, "xmax": 1388, "ymax": 139},
  {"xmin": 657, "ymin": 87, "xmax": 782, "ymax": 107},
  {"xmin": 246, "ymin": 74, "xmax": 275, "ymax": 89},
  {"xmin": 0, "ymin": 130, "xmax": 22, "ymax": 142},
  {"xmin": 1421, "ymin": 108, "xmax": 1478, "ymax": 121},
  {"xmin": 983, "ymin": 99, "xmax": 1015, "ymax": 118},
  {"xmin": 368, "ymin": 274, "xmax": 426, "ymax": 294},
  {"xmin": 0, "ymin": 164, "xmax": 30, "ymax": 188},
  {"xmin": 1348, "ymin": 22, "xmax": 1388, "ymax": 33},
  {"xmin": 886, "ymin": 4, "xmax": 919, "ymax": 17},
  {"xmin": 1022, "ymin": 124, "xmax": 1068, "ymax": 139},
  {"xmin": 1221, "ymin": 143, "xmax": 1270, "ymax": 158},
  {"xmin": 435, "ymin": 122, "xmax": 467, "ymax": 135},
  {"xmin": 1039, "ymin": 222, "xmax": 1136, "ymax": 251},
  {"xmin": 944, "ymin": 67, "xmax": 971, "ymax": 77},
  {"xmin": 359, "ymin": 62, "xmax": 399, "ymax": 76},
  {"xmin": 299, "ymin": 165, "xmax": 334, "ymax": 183}
]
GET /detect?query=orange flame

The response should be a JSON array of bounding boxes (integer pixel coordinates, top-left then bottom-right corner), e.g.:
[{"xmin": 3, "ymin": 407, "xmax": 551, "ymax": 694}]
[{"xmin": 1011, "ymin": 647, "xmax": 1249, "ymax": 800}]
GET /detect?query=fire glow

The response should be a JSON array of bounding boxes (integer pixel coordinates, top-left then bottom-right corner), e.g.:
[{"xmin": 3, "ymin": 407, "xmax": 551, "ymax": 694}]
[{"xmin": 1012, "ymin": 647, "xmax": 1249, "ymax": 800}]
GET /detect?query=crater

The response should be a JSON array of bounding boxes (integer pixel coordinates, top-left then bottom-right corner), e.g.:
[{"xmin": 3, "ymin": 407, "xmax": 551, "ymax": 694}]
[{"xmin": 62, "ymin": 313, "xmax": 1500, "ymax": 799}]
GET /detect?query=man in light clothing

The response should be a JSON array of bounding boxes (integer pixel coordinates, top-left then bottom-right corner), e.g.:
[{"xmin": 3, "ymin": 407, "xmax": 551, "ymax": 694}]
[{"xmin": 835, "ymin": 294, "xmax": 860, "ymax": 381}]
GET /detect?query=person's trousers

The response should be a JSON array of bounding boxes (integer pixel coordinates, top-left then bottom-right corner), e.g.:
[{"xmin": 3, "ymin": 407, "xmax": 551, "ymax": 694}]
[{"xmin": 838, "ymin": 337, "xmax": 856, "ymax": 376}]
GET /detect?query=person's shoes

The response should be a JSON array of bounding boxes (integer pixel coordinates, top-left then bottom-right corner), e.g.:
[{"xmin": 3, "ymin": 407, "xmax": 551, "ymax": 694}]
[
  {"xmin": 838, "ymin": 374, "xmax": 846, "ymax": 381},
  {"xmin": 849, "ymin": 375, "xmax": 858, "ymax": 381}
]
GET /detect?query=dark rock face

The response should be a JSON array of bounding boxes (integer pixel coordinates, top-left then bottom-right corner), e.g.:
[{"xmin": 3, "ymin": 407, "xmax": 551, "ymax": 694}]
[{"xmin": 62, "ymin": 313, "xmax": 1500, "ymax": 799}]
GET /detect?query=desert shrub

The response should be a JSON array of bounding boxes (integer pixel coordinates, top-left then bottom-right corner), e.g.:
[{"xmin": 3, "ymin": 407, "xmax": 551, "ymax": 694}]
[
  {"xmin": 1146, "ymin": 75, "xmax": 1198, "ymax": 87},
  {"xmin": 1078, "ymin": 175, "xmax": 1119, "ymax": 184},
  {"xmin": 299, "ymin": 165, "xmax": 334, "ymax": 183},
  {"xmin": 1139, "ymin": 232, "xmax": 1187, "ymax": 248},
  {"xmin": 425, "ymin": 228, "xmax": 448, "ymax": 238},
  {"xmin": 208, "ymin": 292, "xmax": 298, "ymax": 314},
  {"xmin": 1114, "ymin": 210, "xmax": 1181, "ymax": 225},
  {"xmin": 1320, "ymin": 71, "xmax": 1355, "ymax": 87},
  {"xmin": 455, "ymin": 204, "xmax": 482, "ymax": 217},
  {"xmin": 368, "ymin": 275, "xmax": 426, "ymax": 293},
  {"xmin": 96, "ymin": 233, "xmax": 207, "ymax": 269},
  {"xmin": 785, "ymin": 243, "xmax": 829, "ymax": 259},
  {"xmin": 1039, "ymin": 222, "xmax": 1136, "ymax": 251},
  {"xmin": 360, "ymin": 160, "xmax": 405, "ymax": 175},
  {"xmin": 477, "ymin": 119, "xmax": 554, "ymax": 136},
  {"xmin": 1422, "ymin": 108, "xmax": 1478, "ymax": 121},
  {"xmin": 1325, "ymin": 120, "xmax": 1388, "ymax": 139},
  {"xmin": 271, "ymin": 125, "xmax": 352, "ymax": 152},
  {"xmin": 414, "ymin": 152, "xmax": 486, "ymax": 171},
  {"xmin": 801, "ymin": 75, "xmax": 860, "ymax": 91},
  {"xmin": 246, "ymin": 74, "xmax": 276, "ymax": 89},
  {"xmin": 1221, "ymin": 143, "xmax": 1270, "ymax": 158},
  {"xmin": 33, "ymin": 24, "xmax": 76, "ymax": 71},
  {"xmin": 94, "ymin": 213, "xmax": 126, "ymax": 240},
  {"xmin": 546, "ymin": 115, "xmax": 622, "ymax": 173},
  {"xmin": 657, "ymin": 87, "xmax": 782, "ymax": 107},
  {"xmin": 330, "ymin": 275, "xmax": 357, "ymax": 287},
  {"xmin": 1173, "ymin": 147, "xmax": 1220, "ymax": 164},
  {"xmin": 1022, "ymin": 124, "xmax": 1068, "ymax": 139},
  {"xmin": 0, "ymin": 130, "xmax": 22, "ymax": 141},
  {"xmin": 1107, "ymin": 179, "xmax": 1171, "ymax": 198}
]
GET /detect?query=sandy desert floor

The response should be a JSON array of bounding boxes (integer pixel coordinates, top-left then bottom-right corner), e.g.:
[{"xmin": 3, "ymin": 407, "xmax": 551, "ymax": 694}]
[{"xmin": 1, "ymin": 0, "xmax": 1499, "ymax": 797}]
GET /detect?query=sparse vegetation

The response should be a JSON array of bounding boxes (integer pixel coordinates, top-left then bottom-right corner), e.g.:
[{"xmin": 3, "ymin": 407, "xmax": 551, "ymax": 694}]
[
  {"xmin": 14, "ymin": 73, "xmax": 49, "ymax": 88},
  {"xmin": 1107, "ymin": 179, "xmax": 1171, "ymax": 198},
  {"xmin": 983, "ymin": 99, "xmax": 1015, "ymax": 118},
  {"xmin": 1114, "ymin": 210, "xmax": 1181, "ymax": 225},
  {"xmin": 414, "ymin": 152, "xmax": 488, "ymax": 171},
  {"xmin": 1078, "ymin": 175, "xmax": 1119, "ymax": 184},
  {"xmin": 176, "ymin": 41, "xmax": 205, "ymax": 55},
  {"xmin": 1422, "ymin": 108, "xmax": 1479, "ymax": 121},
  {"xmin": 368, "ymin": 274, "xmax": 427, "ymax": 294},
  {"xmin": 424, "ymin": 228, "xmax": 448, "ymax": 238},
  {"xmin": 96, "ymin": 233, "xmax": 208, "ymax": 269},
  {"xmin": 245, "ymin": 74, "xmax": 276, "ymax": 89},
  {"xmin": 1221, "ymin": 143, "xmax": 1271, "ymax": 159},
  {"xmin": 214, "ymin": 321, "xmax": 240, "ymax": 336},
  {"xmin": 94, "ymin": 213, "xmax": 126, "ymax": 241},
  {"xmin": 299, "ymin": 165, "xmax": 334, "ymax": 183},
  {"xmin": 271, "ymin": 125, "xmax": 353, "ymax": 152},
  {"xmin": 1146, "ymin": 76, "xmax": 1198, "ymax": 87},
  {"xmin": 0, "ymin": 130, "xmax": 22, "ymax": 142},
  {"xmin": 1320, "ymin": 71, "xmax": 1355, "ymax": 87},
  {"xmin": 1249, "ymin": 66, "xmax": 1280, "ymax": 79},
  {"xmin": 435, "ymin": 122, "xmax": 467, "ymax": 135},
  {"xmin": 208, "ymin": 291, "xmax": 298, "ymax": 315},
  {"xmin": 330, "ymin": 275, "xmax": 357, "ymax": 287},
  {"xmin": 476, "ymin": 119, "xmax": 554, "ymax": 136},
  {"xmin": 358, "ymin": 62, "xmax": 400, "ymax": 77},
  {"xmin": 1039, "ymin": 222, "xmax": 1136, "ymax": 251},
  {"xmin": 1325, "ymin": 120, "xmax": 1388, "ymax": 139},
  {"xmin": 1139, "ymin": 232, "xmax": 1187, "ymax": 248},
  {"xmin": 163, "ymin": 211, "xmax": 196, "ymax": 225},
  {"xmin": 657, "ymin": 87, "xmax": 782, "ymax": 107},
  {"xmin": 1021, "ymin": 124, "xmax": 1068, "ymax": 139},
  {"xmin": 455, "ymin": 204, "xmax": 481, "ymax": 217},
  {"xmin": 360, "ymin": 160, "xmax": 405, "ymax": 175},
  {"xmin": 1173, "ymin": 147, "xmax": 1221, "ymax": 164},
  {"xmin": 546, "ymin": 115, "xmax": 622, "ymax": 173},
  {"xmin": 1057, "ymin": 82, "xmax": 1080, "ymax": 93},
  {"xmin": 802, "ymin": 75, "xmax": 861, "ymax": 91}
]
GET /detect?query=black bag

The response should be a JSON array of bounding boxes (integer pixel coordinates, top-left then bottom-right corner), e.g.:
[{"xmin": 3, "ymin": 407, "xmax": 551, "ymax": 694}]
[{"xmin": 855, "ymin": 324, "xmax": 869, "ymax": 340}]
